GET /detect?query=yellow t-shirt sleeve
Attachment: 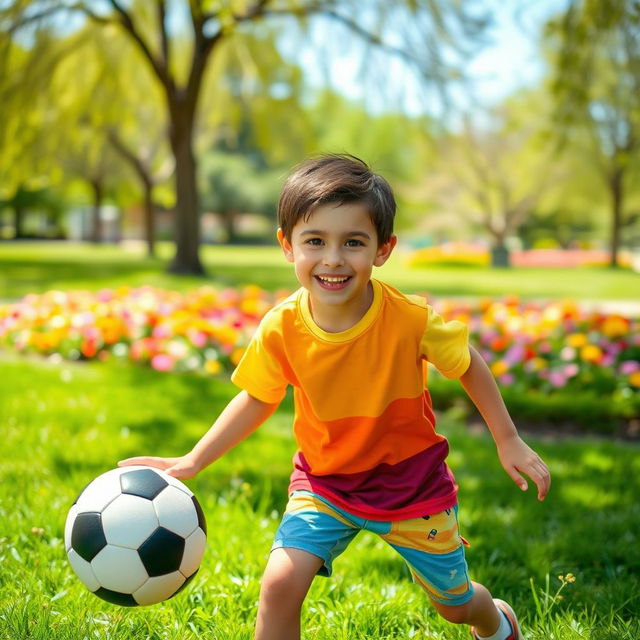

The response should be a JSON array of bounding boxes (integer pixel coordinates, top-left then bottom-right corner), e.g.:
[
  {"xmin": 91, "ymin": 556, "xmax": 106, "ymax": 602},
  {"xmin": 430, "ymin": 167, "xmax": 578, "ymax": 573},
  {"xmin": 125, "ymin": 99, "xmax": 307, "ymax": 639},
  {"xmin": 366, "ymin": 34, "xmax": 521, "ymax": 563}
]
[
  {"xmin": 420, "ymin": 305, "xmax": 471, "ymax": 379},
  {"xmin": 230, "ymin": 318, "xmax": 289, "ymax": 404}
]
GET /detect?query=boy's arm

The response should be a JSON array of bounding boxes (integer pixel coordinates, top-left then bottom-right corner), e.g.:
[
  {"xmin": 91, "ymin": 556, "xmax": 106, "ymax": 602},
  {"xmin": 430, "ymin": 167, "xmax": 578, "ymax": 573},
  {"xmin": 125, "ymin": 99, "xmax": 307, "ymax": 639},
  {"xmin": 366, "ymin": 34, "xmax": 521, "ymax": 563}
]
[
  {"xmin": 118, "ymin": 390, "xmax": 279, "ymax": 479},
  {"xmin": 459, "ymin": 345, "xmax": 551, "ymax": 501}
]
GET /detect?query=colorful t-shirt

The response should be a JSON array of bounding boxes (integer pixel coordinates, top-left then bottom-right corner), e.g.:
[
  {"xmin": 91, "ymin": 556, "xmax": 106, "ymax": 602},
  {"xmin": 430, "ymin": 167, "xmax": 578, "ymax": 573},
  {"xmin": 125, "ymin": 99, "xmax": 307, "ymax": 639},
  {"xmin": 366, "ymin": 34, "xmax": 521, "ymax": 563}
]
[{"xmin": 231, "ymin": 279, "xmax": 471, "ymax": 520}]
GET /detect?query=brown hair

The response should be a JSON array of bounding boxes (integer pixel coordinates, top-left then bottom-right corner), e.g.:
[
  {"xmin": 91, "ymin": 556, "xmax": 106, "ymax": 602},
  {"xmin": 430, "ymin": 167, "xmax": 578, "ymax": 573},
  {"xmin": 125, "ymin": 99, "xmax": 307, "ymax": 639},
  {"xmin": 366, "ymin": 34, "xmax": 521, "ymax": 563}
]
[{"xmin": 277, "ymin": 154, "xmax": 396, "ymax": 244}]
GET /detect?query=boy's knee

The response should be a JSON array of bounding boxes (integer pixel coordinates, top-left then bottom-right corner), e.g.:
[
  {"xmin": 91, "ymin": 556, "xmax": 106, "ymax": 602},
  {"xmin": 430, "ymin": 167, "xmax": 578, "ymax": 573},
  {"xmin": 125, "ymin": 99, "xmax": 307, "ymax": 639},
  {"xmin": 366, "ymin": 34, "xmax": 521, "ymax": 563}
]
[{"xmin": 260, "ymin": 563, "xmax": 309, "ymax": 608}]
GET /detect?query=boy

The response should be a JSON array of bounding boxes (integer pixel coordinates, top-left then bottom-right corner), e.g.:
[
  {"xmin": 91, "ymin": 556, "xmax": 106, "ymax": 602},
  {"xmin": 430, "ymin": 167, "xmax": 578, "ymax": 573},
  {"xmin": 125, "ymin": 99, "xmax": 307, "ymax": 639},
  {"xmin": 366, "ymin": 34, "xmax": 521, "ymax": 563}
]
[{"xmin": 120, "ymin": 154, "xmax": 550, "ymax": 640}]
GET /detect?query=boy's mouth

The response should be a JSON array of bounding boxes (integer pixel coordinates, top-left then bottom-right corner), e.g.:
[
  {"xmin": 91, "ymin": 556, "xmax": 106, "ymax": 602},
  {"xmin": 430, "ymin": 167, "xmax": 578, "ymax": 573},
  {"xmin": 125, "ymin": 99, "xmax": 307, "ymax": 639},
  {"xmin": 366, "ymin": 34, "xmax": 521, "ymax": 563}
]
[{"xmin": 314, "ymin": 275, "xmax": 352, "ymax": 290}]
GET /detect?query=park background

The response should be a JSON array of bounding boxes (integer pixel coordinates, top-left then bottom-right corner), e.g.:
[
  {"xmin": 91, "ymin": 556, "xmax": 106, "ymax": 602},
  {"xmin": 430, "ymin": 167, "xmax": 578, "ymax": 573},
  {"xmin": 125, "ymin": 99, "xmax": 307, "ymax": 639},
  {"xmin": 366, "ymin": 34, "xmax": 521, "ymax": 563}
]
[{"xmin": 0, "ymin": 1, "xmax": 639, "ymax": 639}]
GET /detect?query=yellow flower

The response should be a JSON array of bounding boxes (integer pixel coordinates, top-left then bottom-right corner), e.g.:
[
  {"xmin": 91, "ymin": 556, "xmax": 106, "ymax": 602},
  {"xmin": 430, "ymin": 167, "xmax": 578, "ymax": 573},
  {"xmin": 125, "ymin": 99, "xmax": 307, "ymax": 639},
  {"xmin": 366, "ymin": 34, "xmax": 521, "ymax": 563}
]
[
  {"xmin": 490, "ymin": 360, "xmax": 509, "ymax": 377},
  {"xmin": 567, "ymin": 333, "xmax": 588, "ymax": 348},
  {"xmin": 629, "ymin": 371, "xmax": 640, "ymax": 388},
  {"xmin": 601, "ymin": 315, "xmax": 629, "ymax": 338},
  {"xmin": 580, "ymin": 344, "xmax": 603, "ymax": 363},
  {"xmin": 205, "ymin": 360, "xmax": 222, "ymax": 375}
]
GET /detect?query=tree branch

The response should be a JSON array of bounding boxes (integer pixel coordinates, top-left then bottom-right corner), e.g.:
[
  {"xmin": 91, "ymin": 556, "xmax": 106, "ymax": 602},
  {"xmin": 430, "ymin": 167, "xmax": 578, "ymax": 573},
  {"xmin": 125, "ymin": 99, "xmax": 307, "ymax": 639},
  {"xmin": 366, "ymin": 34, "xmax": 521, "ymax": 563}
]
[
  {"xmin": 106, "ymin": 127, "xmax": 152, "ymax": 187},
  {"xmin": 106, "ymin": 0, "xmax": 173, "ymax": 91},
  {"xmin": 157, "ymin": 0, "xmax": 170, "ymax": 69}
]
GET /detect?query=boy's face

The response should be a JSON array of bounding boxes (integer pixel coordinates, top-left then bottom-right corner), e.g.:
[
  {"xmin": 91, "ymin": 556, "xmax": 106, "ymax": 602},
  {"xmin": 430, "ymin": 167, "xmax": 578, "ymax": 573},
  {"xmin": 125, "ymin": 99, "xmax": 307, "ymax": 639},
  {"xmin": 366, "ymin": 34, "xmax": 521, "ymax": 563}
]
[{"xmin": 277, "ymin": 201, "xmax": 396, "ymax": 322}]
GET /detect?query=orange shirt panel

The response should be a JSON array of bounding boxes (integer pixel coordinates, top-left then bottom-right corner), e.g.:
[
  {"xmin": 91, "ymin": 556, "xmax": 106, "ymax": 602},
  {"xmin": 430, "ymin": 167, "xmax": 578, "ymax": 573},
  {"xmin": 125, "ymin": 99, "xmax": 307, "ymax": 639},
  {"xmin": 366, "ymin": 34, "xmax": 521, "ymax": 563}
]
[{"xmin": 292, "ymin": 393, "xmax": 444, "ymax": 475}]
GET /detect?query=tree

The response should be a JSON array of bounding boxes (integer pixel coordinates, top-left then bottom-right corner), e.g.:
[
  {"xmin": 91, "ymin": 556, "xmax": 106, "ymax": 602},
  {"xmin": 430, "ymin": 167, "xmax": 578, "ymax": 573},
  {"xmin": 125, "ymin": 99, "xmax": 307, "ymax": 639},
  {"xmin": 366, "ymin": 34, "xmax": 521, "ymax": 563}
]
[
  {"xmin": 546, "ymin": 0, "xmax": 640, "ymax": 267},
  {"xmin": 426, "ymin": 93, "xmax": 557, "ymax": 266},
  {"xmin": 2, "ymin": 0, "xmax": 489, "ymax": 274}
]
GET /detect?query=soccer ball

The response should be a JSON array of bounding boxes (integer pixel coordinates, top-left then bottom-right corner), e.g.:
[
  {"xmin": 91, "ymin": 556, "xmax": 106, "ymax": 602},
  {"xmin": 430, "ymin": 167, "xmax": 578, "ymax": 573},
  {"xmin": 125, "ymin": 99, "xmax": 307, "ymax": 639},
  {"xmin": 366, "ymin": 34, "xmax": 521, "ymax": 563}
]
[{"xmin": 65, "ymin": 466, "xmax": 207, "ymax": 606}]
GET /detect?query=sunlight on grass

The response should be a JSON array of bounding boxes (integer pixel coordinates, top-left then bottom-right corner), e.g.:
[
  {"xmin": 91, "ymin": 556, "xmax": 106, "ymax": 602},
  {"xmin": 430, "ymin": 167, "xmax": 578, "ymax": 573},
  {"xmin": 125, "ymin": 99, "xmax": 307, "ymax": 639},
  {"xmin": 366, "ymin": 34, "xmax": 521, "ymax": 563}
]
[{"xmin": 1, "ymin": 355, "xmax": 639, "ymax": 639}]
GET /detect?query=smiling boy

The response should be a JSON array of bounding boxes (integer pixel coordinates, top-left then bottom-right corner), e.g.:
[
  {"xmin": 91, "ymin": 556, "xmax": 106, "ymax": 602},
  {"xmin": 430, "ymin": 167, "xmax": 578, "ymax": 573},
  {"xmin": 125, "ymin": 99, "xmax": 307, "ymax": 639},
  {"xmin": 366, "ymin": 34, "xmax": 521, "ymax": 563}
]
[{"xmin": 120, "ymin": 154, "xmax": 550, "ymax": 640}]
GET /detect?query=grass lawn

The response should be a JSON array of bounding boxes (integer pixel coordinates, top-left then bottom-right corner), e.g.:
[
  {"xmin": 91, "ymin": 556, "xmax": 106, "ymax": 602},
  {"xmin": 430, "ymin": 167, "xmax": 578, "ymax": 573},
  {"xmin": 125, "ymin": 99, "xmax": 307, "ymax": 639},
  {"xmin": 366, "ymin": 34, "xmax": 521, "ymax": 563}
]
[
  {"xmin": 1, "ymin": 355, "xmax": 638, "ymax": 639},
  {"xmin": 1, "ymin": 241, "xmax": 639, "ymax": 302}
]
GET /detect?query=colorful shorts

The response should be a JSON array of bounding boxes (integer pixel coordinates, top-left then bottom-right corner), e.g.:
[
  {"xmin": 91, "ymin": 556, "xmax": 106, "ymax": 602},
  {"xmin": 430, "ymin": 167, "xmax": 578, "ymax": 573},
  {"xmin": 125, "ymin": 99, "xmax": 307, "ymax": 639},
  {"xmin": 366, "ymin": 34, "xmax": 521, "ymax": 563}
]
[{"xmin": 272, "ymin": 490, "xmax": 473, "ymax": 606}]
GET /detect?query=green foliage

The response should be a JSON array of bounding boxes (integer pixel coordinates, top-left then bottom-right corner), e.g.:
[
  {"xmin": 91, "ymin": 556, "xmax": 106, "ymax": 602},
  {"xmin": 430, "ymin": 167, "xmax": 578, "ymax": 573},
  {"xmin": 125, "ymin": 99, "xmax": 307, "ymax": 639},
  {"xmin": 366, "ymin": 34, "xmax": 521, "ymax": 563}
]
[
  {"xmin": 199, "ymin": 151, "xmax": 282, "ymax": 237},
  {"xmin": 428, "ymin": 377, "xmax": 639, "ymax": 434},
  {"xmin": 0, "ymin": 356, "xmax": 638, "ymax": 639}
]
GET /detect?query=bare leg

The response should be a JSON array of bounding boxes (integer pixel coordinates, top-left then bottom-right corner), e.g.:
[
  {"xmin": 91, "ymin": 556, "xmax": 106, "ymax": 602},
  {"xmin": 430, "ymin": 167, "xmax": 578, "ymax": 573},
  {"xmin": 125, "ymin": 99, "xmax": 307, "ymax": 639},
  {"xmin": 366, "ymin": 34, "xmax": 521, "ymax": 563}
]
[
  {"xmin": 255, "ymin": 547, "xmax": 324, "ymax": 640},
  {"xmin": 430, "ymin": 581, "xmax": 502, "ymax": 637}
]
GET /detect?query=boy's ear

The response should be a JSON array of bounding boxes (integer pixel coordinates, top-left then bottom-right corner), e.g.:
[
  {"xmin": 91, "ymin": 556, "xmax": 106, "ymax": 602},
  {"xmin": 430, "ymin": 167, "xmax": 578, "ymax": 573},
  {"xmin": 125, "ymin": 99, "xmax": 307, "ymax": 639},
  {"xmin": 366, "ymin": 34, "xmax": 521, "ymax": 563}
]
[
  {"xmin": 374, "ymin": 234, "xmax": 397, "ymax": 267},
  {"xmin": 277, "ymin": 228, "xmax": 295, "ymax": 263}
]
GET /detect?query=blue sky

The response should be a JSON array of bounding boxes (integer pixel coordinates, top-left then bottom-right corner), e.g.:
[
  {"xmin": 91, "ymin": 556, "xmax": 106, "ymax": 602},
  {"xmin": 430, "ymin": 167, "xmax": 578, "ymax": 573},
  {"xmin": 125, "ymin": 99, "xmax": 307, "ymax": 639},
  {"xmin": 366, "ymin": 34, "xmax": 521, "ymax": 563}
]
[{"xmin": 282, "ymin": 0, "xmax": 567, "ymax": 119}]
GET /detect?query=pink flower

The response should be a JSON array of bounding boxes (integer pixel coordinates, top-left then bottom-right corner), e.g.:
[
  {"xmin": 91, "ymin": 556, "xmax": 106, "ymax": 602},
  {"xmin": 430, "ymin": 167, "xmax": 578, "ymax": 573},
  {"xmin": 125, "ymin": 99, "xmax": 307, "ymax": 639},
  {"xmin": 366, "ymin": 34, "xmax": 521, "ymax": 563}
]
[
  {"xmin": 499, "ymin": 373, "xmax": 516, "ymax": 386},
  {"xmin": 563, "ymin": 364, "xmax": 579, "ymax": 378},
  {"xmin": 549, "ymin": 371, "xmax": 567, "ymax": 388},
  {"xmin": 619, "ymin": 360, "xmax": 640, "ymax": 375},
  {"xmin": 188, "ymin": 330, "xmax": 208, "ymax": 348},
  {"xmin": 504, "ymin": 344, "xmax": 525, "ymax": 366},
  {"xmin": 151, "ymin": 354, "xmax": 174, "ymax": 371},
  {"xmin": 152, "ymin": 325, "xmax": 172, "ymax": 339}
]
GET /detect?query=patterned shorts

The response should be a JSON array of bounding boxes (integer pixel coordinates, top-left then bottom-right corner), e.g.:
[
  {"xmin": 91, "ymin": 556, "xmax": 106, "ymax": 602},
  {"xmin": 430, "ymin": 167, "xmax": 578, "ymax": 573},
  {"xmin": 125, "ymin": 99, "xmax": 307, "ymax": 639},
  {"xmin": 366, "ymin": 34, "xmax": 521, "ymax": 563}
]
[{"xmin": 272, "ymin": 490, "xmax": 473, "ymax": 606}]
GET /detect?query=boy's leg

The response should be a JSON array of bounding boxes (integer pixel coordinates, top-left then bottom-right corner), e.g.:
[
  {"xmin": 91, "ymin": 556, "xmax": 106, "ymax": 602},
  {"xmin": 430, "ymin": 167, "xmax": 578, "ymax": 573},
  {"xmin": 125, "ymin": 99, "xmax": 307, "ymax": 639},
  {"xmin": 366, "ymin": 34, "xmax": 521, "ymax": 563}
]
[
  {"xmin": 430, "ymin": 581, "xmax": 500, "ymax": 632},
  {"xmin": 255, "ymin": 547, "xmax": 324, "ymax": 640},
  {"xmin": 257, "ymin": 491, "xmax": 360, "ymax": 640},
  {"xmin": 380, "ymin": 507, "xmax": 521, "ymax": 638},
  {"xmin": 431, "ymin": 584, "xmax": 523, "ymax": 639}
]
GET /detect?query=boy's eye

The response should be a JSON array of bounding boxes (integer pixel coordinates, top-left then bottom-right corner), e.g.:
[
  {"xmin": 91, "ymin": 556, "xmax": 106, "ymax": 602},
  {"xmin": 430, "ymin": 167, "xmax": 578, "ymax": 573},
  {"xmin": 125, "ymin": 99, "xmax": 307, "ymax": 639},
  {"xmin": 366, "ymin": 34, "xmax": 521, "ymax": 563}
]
[
  {"xmin": 345, "ymin": 239, "xmax": 364, "ymax": 247},
  {"xmin": 305, "ymin": 238, "xmax": 323, "ymax": 246}
]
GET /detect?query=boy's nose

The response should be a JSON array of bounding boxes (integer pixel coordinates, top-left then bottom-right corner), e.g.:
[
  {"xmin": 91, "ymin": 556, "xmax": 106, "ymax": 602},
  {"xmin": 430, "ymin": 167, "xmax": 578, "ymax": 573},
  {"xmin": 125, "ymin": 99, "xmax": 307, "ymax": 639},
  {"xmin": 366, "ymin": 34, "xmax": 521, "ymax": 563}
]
[{"xmin": 322, "ymin": 247, "xmax": 344, "ymax": 267}]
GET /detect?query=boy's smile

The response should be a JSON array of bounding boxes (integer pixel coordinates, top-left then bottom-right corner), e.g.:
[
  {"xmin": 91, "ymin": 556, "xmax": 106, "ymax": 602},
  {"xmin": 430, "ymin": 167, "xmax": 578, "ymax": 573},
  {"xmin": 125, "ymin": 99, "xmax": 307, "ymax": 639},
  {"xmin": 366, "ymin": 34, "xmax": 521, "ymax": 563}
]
[{"xmin": 277, "ymin": 201, "xmax": 396, "ymax": 332}]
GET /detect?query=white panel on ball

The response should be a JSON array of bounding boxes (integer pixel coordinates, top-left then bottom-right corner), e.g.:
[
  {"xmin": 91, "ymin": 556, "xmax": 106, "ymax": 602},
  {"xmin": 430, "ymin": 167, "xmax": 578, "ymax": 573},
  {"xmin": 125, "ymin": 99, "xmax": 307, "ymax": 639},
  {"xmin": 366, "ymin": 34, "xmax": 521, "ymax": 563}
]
[
  {"xmin": 102, "ymin": 494, "xmax": 159, "ymax": 548},
  {"xmin": 153, "ymin": 486, "xmax": 199, "ymax": 537},
  {"xmin": 64, "ymin": 504, "xmax": 79, "ymax": 550},
  {"xmin": 133, "ymin": 571, "xmax": 186, "ymax": 606},
  {"xmin": 163, "ymin": 473, "xmax": 194, "ymax": 497},
  {"xmin": 91, "ymin": 546, "xmax": 148, "ymax": 593},
  {"xmin": 75, "ymin": 471, "xmax": 123, "ymax": 512},
  {"xmin": 180, "ymin": 527, "xmax": 207, "ymax": 577},
  {"xmin": 67, "ymin": 549, "xmax": 101, "ymax": 592}
]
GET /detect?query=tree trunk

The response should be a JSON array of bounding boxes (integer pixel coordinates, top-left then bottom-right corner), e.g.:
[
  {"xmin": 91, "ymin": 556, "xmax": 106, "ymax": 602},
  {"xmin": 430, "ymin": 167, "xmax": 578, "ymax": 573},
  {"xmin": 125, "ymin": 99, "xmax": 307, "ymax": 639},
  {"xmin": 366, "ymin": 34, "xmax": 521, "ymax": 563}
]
[
  {"xmin": 142, "ymin": 178, "xmax": 156, "ymax": 259},
  {"xmin": 90, "ymin": 179, "xmax": 103, "ymax": 244},
  {"xmin": 167, "ymin": 106, "xmax": 204, "ymax": 275},
  {"xmin": 491, "ymin": 242, "xmax": 511, "ymax": 268},
  {"xmin": 13, "ymin": 206, "xmax": 25, "ymax": 239},
  {"xmin": 608, "ymin": 168, "xmax": 623, "ymax": 269},
  {"xmin": 107, "ymin": 129, "xmax": 156, "ymax": 257},
  {"xmin": 222, "ymin": 210, "xmax": 240, "ymax": 243}
]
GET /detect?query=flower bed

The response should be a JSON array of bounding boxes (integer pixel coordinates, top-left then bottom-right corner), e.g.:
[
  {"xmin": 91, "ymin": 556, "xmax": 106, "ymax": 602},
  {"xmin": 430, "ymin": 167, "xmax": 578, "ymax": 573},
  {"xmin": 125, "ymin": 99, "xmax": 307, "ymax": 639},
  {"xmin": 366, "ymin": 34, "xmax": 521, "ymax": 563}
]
[
  {"xmin": 1, "ymin": 287, "xmax": 638, "ymax": 429},
  {"xmin": 408, "ymin": 244, "xmax": 635, "ymax": 268},
  {"xmin": 425, "ymin": 296, "xmax": 639, "ymax": 431},
  {"xmin": 0, "ymin": 286, "xmax": 286, "ymax": 374}
]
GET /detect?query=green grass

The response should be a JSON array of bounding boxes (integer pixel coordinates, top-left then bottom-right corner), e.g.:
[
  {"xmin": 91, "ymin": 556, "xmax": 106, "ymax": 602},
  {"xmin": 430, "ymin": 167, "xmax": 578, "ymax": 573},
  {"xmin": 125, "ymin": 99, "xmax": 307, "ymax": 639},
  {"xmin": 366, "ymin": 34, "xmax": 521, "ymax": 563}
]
[
  {"xmin": 1, "ymin": 241, "xmax": 638, "ymax": 301},
  {"xmin": 1, "ymin": 353, "xmax": 638, "ymax": 639}
]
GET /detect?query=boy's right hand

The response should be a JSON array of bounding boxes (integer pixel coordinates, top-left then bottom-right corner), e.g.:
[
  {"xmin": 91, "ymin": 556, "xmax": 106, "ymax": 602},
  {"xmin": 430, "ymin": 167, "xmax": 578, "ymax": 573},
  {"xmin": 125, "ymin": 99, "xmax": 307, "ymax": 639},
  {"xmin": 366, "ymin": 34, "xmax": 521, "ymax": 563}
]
[{"xmin": 118, "ymin": 454, "xmax": 200, "ymax": 479}]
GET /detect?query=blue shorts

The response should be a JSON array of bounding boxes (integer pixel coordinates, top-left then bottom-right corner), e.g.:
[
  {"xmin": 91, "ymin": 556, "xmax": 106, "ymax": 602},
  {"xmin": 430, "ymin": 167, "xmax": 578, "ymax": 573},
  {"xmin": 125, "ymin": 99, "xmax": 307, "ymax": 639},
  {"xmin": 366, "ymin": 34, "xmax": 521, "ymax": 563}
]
[{"xmin": 272, "ymin": 490, "xmax": 473, "ymax": 606}]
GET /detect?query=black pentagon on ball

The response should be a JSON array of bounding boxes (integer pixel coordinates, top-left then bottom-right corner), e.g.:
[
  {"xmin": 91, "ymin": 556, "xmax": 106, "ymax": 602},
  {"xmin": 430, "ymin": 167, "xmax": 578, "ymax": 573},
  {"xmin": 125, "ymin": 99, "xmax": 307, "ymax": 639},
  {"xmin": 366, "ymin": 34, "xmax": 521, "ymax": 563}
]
[
  {"xmin": 138, "ymin": 527, "xmax": 185, "ymax": 577},
  {"xmin": 71, "ymin": 512, "xmax": 107, "ymax": 562},
  {"xmin": 120, "ymin": 468, "xmax": 168, "ymax": 500},
  {"xmin": 192, "ymin": 496, "xmax": 207, "ymax": 534},
  {"xmin": 94, "ymin": 587, "xmax": 138, "ymax": 607}
]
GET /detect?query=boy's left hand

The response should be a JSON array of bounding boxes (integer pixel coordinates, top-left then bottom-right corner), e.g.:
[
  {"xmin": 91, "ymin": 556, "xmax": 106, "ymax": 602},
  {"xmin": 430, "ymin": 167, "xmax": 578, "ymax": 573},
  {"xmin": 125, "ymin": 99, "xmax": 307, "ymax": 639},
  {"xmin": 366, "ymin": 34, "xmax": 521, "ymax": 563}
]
[{"xmin": 496, "ymin": 435, "xmax": 551, "ymax": 501}]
